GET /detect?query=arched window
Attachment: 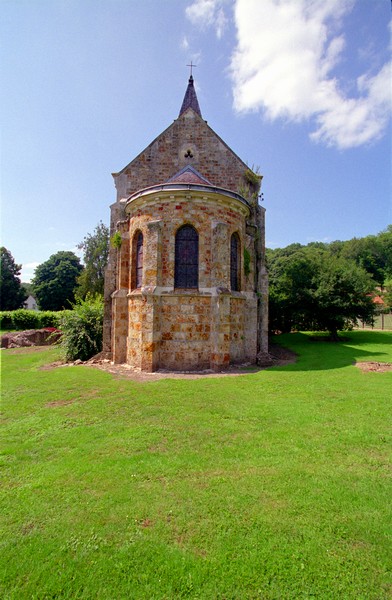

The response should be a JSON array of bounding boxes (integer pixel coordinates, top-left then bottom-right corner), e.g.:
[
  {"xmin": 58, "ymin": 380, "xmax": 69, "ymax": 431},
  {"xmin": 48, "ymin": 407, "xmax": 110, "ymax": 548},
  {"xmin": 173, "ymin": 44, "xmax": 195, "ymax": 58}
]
[
  {"xmin": 230, "ymin": 233, "xmax": 240, "ymax": 291},
  {"xmin": 132, "ymin": 230, "xmax": 143, "ymax": 289},
  {"xmin": 175, "ymin": 225, "xmax": 198, "ymax": 288}
]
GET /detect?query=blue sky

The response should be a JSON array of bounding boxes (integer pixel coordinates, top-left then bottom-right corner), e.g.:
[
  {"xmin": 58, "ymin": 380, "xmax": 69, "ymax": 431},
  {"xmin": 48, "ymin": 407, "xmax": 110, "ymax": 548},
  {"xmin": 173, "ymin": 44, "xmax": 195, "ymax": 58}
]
[{"xmin": 1, "ymin": 0, "xmax": 391, "ymax": 282}]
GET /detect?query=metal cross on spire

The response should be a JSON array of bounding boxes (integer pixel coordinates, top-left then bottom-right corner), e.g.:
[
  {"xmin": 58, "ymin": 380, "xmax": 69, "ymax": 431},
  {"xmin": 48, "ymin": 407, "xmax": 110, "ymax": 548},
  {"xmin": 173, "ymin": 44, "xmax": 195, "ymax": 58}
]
[{"xmin": 186, "ymin": 61, "xmax": 197, "ymax": 77}]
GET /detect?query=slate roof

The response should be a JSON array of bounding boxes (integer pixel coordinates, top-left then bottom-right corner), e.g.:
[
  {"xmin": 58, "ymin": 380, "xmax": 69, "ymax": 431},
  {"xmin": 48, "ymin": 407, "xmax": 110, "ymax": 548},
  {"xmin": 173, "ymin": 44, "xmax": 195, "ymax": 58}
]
[
  {"xmin": 179, "ymin": 75, "xmax": 202, "ymax": 117},
  {"xmin": 166, "ymin": 165, "xmax": 212, "ymax": 186}
]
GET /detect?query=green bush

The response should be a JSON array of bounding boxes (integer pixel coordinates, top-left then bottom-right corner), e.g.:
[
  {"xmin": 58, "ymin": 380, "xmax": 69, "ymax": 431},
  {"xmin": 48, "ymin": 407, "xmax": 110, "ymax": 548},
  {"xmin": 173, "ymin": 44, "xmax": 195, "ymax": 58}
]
[
  {"xmin": 0, "ymin": 311, "xmax": 13, "ymax": 330},
  {"xmin": 0, "ymin": 310, "xmax": 63, "ymax": 331},
  {"xmin": 39, "ymin": 311, "xmax": 62, "ymax": 328},
  {"xmin": 11, "ymin": 309, "xmax": 41, "ymax": 330},
  {"xmin": 58, "ymin": 296, "xmax": 104, "ymax": 362}
]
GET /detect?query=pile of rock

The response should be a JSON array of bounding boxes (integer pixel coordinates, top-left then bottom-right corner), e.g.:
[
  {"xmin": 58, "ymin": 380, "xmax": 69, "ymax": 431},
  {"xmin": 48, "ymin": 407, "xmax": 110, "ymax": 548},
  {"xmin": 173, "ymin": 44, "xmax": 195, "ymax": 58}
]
[{"xmin": 1, "ymin": 329, "xmax": 61, "ymax": 349}]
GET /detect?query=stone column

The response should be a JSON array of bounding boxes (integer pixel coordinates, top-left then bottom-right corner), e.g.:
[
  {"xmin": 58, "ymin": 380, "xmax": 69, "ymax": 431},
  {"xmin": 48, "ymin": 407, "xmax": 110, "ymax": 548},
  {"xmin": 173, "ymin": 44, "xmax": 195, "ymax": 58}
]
[
  {"xmin": 103, "ymin": 200, "xmax": 127, "ymax": 357},
  {"xmin": 255, "ymin": 205, "xmax": 269, "ymax": 354},
  {"xmin": 111, "ymin": 289, "xmax": 129, "ymax": 363},
  {"xmin": 140, "ymin": 220, "xmax": 163, "ymax": 371},
  {"xmin": 140, "ymin": 294, "xmax": 161, "ymax": 371},
  {"xmin": 144, "ymin": 220, "xmax": 163, "ymax": 288},
  {"xmin": 118, "ymin": 232, "xmax": 130, "ymax": 290},
  {"xmin": 211, "ymin": 221, "xmax": 229, "ymax": 288},
  {"xmin": 210, "ymin": 291, "xmax": 231, "ymax": 371}
]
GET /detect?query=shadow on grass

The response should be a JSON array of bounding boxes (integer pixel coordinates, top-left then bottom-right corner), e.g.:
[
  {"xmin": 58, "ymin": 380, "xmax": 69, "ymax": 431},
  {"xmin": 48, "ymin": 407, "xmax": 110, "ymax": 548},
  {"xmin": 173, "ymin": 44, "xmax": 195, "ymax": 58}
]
[
  {"xmin": 348, "ymin": 330, "xmax": 392, "ymax": 345},
  {"xmin": 270, "ymin": 330, "xmax": 392, "ymax": 373}
]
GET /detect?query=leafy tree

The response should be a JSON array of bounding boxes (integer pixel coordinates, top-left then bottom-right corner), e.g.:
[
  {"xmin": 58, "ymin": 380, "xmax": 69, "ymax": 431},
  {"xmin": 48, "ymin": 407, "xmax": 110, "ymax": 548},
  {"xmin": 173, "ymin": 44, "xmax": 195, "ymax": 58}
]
[
  {"xmin": 268, "ymin": 246, "xmax": 375, "ymax": 340},
  {"xmin": 377, "ymin": 225, "xmax": 392, "ymax": 280},
  {"xmin": 76, "ymin": 221, "xmax": 109, "ymax": 299},
  {"xmin": 310, "ymin": 256, "xmax": 375, "ymax": 340},
  {"xmin": 268, "ymin": 248, "xmax": 320, "ymax": 333},
  {"xmin": 0, "ymin": 247, "xmax": 27, "ymax": 310},
  {"xmin": 383, "ymin": 278, "xmax": 392, "ymax": 310},
  {"xmin": 32, "ymin": 251, "xmax": 83, "ymax": 310},
  {"xmin": 332, "ymin": 227, "xmax": 392, "ymax": 286}
]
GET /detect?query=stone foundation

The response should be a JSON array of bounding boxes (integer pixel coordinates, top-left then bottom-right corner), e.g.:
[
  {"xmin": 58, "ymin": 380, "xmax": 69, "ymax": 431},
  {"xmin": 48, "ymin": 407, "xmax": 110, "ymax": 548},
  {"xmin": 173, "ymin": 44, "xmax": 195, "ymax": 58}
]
[{"xmin": 112, "ymin": 289, "xmax": 258, "ymax": 372}]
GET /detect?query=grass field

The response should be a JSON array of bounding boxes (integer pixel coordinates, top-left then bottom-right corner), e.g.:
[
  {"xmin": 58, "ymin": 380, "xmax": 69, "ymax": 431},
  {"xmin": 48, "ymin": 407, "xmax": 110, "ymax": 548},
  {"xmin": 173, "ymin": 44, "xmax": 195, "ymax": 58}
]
[{"xmin": 1, "ymin": 331, "xmax": 391, "ymax": 599}]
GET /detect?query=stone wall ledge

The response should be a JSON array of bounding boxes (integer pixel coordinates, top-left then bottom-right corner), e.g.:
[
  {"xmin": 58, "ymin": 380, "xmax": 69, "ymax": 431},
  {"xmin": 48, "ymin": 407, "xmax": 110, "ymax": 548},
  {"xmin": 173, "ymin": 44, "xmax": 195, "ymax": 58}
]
[{"xmin": 124, "ymin": 287, "xmax": 257, "ymax": 299}]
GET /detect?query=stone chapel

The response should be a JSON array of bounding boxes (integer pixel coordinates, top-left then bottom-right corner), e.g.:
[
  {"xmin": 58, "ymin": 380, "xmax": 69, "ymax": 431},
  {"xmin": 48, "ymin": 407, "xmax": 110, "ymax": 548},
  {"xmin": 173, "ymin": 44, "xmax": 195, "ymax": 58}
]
[{"xmin": 103, "ymin": 75, "xmax": 268, "ymax": 371}]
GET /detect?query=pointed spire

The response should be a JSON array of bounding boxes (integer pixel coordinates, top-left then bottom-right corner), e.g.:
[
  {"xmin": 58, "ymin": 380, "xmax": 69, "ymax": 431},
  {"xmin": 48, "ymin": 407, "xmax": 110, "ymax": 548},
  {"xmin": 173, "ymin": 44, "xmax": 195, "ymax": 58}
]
[{"xmin": 179, "ymin": 75, "xmax": 202, "ymax": 117}]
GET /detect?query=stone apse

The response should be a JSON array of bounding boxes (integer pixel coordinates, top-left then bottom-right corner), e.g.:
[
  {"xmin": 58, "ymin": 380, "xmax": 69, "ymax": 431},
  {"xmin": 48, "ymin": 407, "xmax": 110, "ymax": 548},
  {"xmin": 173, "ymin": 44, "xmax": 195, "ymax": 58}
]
[{"xmin": 103, "ymin": 75, "xmax": 268, "ymax": 371}]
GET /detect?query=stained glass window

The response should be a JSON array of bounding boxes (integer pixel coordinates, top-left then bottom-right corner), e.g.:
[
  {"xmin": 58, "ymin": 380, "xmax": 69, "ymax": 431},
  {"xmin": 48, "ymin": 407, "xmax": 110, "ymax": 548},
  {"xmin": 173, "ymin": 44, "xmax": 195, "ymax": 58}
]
[
  {"xmin": 135, "ymin": 231, "xmax": 143, "ymax": 289},
  {"xmin": 230, "ymin": 233, "xmax": 240, "ymax": 291},
  {"xmin": 175, "ymin": 225, "xmax": 198, "ymax": 288}
]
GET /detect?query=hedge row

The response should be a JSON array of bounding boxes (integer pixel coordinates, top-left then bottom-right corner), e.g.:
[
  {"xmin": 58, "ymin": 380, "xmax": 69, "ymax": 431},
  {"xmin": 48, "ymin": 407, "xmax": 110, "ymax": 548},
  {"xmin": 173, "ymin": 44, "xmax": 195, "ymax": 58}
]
[{"xmin": 0, "ymin": 309, "xmax": 67, "ymax": 331}]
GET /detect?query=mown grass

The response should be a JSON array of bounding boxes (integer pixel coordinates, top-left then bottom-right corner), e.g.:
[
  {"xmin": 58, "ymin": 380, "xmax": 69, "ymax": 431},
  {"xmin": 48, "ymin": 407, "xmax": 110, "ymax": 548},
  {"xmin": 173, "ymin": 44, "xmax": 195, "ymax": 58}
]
[{"xmin": 1, "ymin": 331, "xmax": 391, "ymax": 599}]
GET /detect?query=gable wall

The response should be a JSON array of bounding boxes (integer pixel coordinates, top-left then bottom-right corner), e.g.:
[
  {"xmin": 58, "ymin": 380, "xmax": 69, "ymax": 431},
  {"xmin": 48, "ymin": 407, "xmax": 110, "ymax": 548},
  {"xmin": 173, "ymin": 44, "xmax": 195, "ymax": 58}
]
[{"xmin": 114, "ymin": 110, "xmax": 251, "ymax": 201}]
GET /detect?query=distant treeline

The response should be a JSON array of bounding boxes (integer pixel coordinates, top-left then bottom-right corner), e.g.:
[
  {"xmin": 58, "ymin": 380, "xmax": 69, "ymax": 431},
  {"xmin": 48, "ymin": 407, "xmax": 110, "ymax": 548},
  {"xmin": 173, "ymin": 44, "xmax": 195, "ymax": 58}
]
[{"xmin": 267, "ymin": 225, "xmax": 392, "ymax": 286}]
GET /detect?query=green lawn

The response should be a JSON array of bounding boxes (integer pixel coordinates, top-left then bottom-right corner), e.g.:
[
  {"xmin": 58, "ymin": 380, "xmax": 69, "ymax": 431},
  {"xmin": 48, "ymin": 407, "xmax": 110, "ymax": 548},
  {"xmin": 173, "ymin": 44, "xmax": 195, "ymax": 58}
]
[{"xmin": 1, "ymin": 331, "xmax": 391, "ymax": 599}]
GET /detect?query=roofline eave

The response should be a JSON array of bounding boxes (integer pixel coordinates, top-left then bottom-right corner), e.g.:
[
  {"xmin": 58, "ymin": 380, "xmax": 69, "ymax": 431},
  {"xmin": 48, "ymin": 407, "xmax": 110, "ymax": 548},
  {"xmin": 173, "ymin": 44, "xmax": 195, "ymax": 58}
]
[{"xmin": 125, "ymin": 182, "xmax": 251, "ymax": 212}]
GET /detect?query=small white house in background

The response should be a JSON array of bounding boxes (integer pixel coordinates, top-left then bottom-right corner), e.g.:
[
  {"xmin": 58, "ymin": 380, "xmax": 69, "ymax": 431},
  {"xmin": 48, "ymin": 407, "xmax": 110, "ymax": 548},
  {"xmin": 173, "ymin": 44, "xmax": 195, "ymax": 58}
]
[{"xmin": 24, "ymin": 295, "xmax": 38, "ymax": 311}]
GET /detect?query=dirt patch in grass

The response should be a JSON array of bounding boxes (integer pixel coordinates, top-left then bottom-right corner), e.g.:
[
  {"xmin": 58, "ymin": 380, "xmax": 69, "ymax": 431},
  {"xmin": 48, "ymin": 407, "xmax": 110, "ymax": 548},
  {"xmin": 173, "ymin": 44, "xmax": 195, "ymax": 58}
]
[
  {"xmin": 355, "ymin": 361, "xmax": 392, "ymax": 373},
  {"xmin": 46, "ymin": 398, "xmax": 77, "ymax": 407},
  {"xmin": 4, "ymin": 346, "xmax": 54, "ymax": 355},
  {"xmin": 41, "ymin": 345, "xmax": 297, "ymax": 382},
  {"xmin": 269, "ymin": 344, "xmax": 297, "ymax": 364},
  {"xmin": 40, "ymin": 361, "xmax": 64, "ymax": 370}
]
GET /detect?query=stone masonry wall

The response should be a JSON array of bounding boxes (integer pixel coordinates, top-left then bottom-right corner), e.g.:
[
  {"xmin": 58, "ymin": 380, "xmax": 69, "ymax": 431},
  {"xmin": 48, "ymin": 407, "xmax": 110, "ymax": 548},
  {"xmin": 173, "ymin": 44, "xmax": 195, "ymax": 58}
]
[
  {"xmin": 159, "ymin": 294, "xmax": 211, "ymax": 370},
  {"xmin": 110, "ymin": 189, "xmax": 259, "ymax": 371}
]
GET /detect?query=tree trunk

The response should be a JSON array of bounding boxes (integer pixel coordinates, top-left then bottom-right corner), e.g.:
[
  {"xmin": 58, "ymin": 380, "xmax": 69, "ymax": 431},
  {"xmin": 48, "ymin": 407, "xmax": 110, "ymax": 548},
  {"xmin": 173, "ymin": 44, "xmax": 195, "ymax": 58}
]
[{"xmin": 329, "ymin": 328, "xmax": 340, "ymax": 342}]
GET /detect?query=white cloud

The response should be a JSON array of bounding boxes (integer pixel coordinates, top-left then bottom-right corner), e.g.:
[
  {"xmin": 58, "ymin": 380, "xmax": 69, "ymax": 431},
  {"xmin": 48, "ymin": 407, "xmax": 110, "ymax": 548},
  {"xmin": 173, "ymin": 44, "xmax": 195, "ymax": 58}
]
[
  {"xmin": 229, "ymin": 0, "xmax": 392, "ymax": 149},
  {"xmin": 186, "ymin": 0, "xmax": 228, "ymax": 39},
  {"xmin": 180, "ymin": 35, "xmax": 190, "ymax": 51}
]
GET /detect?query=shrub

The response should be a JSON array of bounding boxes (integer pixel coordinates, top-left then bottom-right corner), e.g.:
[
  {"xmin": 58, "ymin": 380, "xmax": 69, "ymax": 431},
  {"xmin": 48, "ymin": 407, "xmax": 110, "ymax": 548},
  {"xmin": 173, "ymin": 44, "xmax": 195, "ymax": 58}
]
[
  {"xmin": 0, "ymin": 311, "xmax": 13, "ymax": 330},
  {"xmin": 39, "ymin": 311, "xmax": 62, "ymax": 328},
  {"xmin": 11, "ymin": 309, "xmax": 41, "ymax": 330},
  {"xmin": 244, "ymin": 167, "xmax": 262, "ymax": 188},
  {"xmin": 58, "ymin": 296, "xmax": 104, "ymax": 362},
  {"xmin": 0, "ymin": 309, "xmax": 64, "ymax": 331},
  {"xmin": 110, "ymin": 231, "xmax": 122, "ymax": 249}
]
